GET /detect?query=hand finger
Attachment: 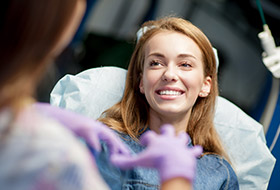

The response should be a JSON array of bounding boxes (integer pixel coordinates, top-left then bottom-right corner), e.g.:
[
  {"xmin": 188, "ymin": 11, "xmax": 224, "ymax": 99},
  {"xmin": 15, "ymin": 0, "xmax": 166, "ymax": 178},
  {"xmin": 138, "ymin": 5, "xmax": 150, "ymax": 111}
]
[
  {"xmin": 110, "ymin": 152, "xmax": 154, "ymax": 169},
  {"xmin": 92, "ymin": 121, "xmax": 130, "ymax": 155},
  {"xmin": 98, "ymin": 133, "xmax": 130, "ymax": 155},
  {"xmin": 177, "ymin": 132, "xmax": 188, "ymax": 145},
  {"xmin": 160, "ymin": 124, "xmax": 175, "ymax": 136},
  {"xmin": 191, "ymin": 145, "xmax": 203, "ymax": 157},
  {"xmin": 111, "ymin": 142, "xmax": 131, "ymax": 155},
  {"xmin": 110, "ymin": 154, "xmax": 136, "ymax": 169},
  {"xmin": 87, "ymin": 133, "xmax": 101, "ymax": 152},
  {"xmin": 139, "ymin": 130, "xmax": 157, "ymax": 146}
]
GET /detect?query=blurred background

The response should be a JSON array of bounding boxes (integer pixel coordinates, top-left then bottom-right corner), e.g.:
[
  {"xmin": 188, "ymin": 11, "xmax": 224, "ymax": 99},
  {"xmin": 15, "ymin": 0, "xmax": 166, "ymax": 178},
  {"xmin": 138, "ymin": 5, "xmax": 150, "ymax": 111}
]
[
  {"xmin": 37, "ymin": 0, "xmax": 280, "ymax": 115},
  {"xmin": 36, "ymin": 1, "xmax": 280, "ymax": 189}
]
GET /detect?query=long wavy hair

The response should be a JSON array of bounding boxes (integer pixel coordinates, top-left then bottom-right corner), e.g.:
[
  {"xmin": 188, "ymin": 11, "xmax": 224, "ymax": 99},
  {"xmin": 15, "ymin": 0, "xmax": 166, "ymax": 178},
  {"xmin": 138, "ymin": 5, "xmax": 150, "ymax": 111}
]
[{"xmin": 99, "ymin": 17, "xmax": 228, "ymax": 160}]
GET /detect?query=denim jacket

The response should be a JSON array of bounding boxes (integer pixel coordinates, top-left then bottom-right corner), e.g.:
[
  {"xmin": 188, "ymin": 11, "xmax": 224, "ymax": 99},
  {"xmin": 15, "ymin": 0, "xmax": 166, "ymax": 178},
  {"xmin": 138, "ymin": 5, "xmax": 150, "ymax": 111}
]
[{"xmin": 95, "ymin": 131, "xmax": 239, "ymax": 190}]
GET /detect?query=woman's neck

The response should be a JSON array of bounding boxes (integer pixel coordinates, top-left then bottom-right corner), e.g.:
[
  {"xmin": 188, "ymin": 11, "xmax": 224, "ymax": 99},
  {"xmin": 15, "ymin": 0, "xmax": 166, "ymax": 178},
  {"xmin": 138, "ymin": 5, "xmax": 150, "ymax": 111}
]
[{"xmin": 148, "ymin": 109, "xmax": 191, "ymax": 134}]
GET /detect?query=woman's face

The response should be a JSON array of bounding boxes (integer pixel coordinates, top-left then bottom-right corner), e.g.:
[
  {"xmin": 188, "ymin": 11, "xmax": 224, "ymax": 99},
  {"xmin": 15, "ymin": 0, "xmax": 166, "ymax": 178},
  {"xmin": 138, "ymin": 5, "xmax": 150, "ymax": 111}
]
[{"xmin": 139, "ymin": 31, "xmax": 211, "ymax": 120}]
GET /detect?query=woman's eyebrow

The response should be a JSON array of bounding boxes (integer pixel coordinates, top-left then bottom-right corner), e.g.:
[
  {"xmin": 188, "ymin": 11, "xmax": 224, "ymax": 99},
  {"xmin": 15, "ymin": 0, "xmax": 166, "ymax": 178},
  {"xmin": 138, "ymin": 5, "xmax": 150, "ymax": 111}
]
[
  {"xmin": 146, "ymin": 52, "xmax": 197, "ymax": 60},
  {"xmin": 177, "ymin": 53, "xmax": 197, "ymax": 60},
  {"xmin": 147, "ymin": 52, "xmax": 165, "ymax": 58}
]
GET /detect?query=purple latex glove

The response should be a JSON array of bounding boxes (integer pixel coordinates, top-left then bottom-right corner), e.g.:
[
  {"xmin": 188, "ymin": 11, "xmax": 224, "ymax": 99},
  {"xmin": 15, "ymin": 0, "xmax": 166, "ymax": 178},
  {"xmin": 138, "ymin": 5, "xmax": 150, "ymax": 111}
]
[
  {"xmin": 33, "ymin": 102, "xmax": 130, "ymax": 156},
  {"xmin": 111, "ymin": 124, "xmax": 202, "ymax": 183}
]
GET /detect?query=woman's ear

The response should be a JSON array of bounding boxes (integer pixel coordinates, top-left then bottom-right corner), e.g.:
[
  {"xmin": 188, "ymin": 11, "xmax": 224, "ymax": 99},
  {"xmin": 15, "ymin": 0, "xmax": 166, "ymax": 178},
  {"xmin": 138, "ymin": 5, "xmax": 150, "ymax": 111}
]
[{"xmin": 199, "ymin": 76, "xmax": 211, "ymax": 97}]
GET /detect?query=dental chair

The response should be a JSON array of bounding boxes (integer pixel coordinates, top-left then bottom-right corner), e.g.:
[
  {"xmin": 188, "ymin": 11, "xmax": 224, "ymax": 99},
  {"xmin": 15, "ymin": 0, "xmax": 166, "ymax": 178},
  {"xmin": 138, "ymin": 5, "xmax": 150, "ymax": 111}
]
[{"xmin": 50, "ymin": 66, "xmax": 276, "ymax": 190}]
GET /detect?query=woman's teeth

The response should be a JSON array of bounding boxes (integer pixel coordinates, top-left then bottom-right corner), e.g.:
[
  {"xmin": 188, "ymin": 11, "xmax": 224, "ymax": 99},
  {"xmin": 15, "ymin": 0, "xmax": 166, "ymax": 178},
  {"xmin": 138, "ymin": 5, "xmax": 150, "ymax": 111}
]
[{"xmin": 159, "ymin": 90, "xmax": 181, "ymax": 95}]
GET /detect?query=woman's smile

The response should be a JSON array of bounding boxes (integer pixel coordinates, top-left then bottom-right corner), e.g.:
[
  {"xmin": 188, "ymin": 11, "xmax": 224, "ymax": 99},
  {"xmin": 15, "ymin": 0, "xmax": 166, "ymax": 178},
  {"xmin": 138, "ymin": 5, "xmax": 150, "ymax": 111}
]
[{"xmin": 156, "ymin": 87, "xmax": 185, "ymax": 100}]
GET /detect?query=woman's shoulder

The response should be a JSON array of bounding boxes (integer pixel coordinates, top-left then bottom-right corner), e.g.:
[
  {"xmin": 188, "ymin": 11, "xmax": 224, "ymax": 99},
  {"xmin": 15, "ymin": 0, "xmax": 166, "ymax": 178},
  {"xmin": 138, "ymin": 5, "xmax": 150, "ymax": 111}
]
[
  {"xmin": 195, "ymin": 154, "xmax": 239, "ymax": 190},
  {"xmin": 199, "ymin": 154, "xmax": 233, "ymax": 169}
]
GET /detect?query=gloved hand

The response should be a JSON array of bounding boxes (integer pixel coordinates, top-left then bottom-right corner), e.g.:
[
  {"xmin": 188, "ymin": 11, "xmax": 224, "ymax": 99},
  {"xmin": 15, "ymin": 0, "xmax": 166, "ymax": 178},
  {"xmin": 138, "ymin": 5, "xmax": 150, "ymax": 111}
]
[
  {"xmin": 33, "ymin": 102, "xmax": 130, "ymax": 156},
  {"xmin": 111, "ymin": 124, "xmax": 202, "ymax": 183}
]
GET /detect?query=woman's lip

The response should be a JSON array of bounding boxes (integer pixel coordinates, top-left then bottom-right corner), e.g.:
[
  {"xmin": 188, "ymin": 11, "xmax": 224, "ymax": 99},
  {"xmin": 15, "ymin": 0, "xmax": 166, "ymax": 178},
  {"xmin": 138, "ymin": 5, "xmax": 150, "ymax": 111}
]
[{"xmin": 156, "ymin": 93, "xmax": 183, "ymax": 100}]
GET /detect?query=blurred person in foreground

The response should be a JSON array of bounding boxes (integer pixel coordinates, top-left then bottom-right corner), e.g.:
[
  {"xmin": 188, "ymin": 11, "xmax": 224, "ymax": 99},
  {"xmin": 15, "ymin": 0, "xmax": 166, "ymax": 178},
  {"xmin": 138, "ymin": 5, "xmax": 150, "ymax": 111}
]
[{"xmin": 0, "ymin": 1, "xmax": 201, "ymax": 190}]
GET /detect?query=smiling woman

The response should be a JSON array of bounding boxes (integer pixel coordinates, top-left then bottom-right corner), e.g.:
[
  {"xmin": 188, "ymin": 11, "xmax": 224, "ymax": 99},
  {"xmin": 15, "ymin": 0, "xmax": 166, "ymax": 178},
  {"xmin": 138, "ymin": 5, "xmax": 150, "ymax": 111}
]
[
  {"xmin": 140, "ymin": 31, "xmax": 211, "ymax": 133},
  {"xmin": 97, "ymin": 17, "xmax": 239, "ymax": 189}
]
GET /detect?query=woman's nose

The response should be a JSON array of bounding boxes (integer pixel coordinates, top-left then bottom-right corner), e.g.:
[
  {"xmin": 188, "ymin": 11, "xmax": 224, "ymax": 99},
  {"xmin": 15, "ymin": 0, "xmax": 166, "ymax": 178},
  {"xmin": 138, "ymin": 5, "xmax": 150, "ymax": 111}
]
[{"xmin": 161, "ymin": 65, "xmax": 179, "ymax": 82}]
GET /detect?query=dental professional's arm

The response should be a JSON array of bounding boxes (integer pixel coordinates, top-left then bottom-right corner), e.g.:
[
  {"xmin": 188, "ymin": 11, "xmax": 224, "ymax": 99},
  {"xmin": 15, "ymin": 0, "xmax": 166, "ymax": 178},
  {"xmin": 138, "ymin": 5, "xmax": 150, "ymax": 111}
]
[
  {"xmin": 111, "ymin": 124, "xmax": 202, "ymax": 190},
  {"xmin": 33, "ymin": 102, "xmax": 130, "ymax": 156}
]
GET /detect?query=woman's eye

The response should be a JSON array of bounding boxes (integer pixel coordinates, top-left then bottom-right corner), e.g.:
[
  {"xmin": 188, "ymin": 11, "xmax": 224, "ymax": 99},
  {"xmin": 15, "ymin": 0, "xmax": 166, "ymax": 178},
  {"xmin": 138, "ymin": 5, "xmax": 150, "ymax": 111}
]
[
  {"xmin": 181, "ymin": 62, "xmax": 192, "ymax": 68},
  {"xmin": 150, "ymin": 60, "xmax": 162, "ymax": 66}
]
